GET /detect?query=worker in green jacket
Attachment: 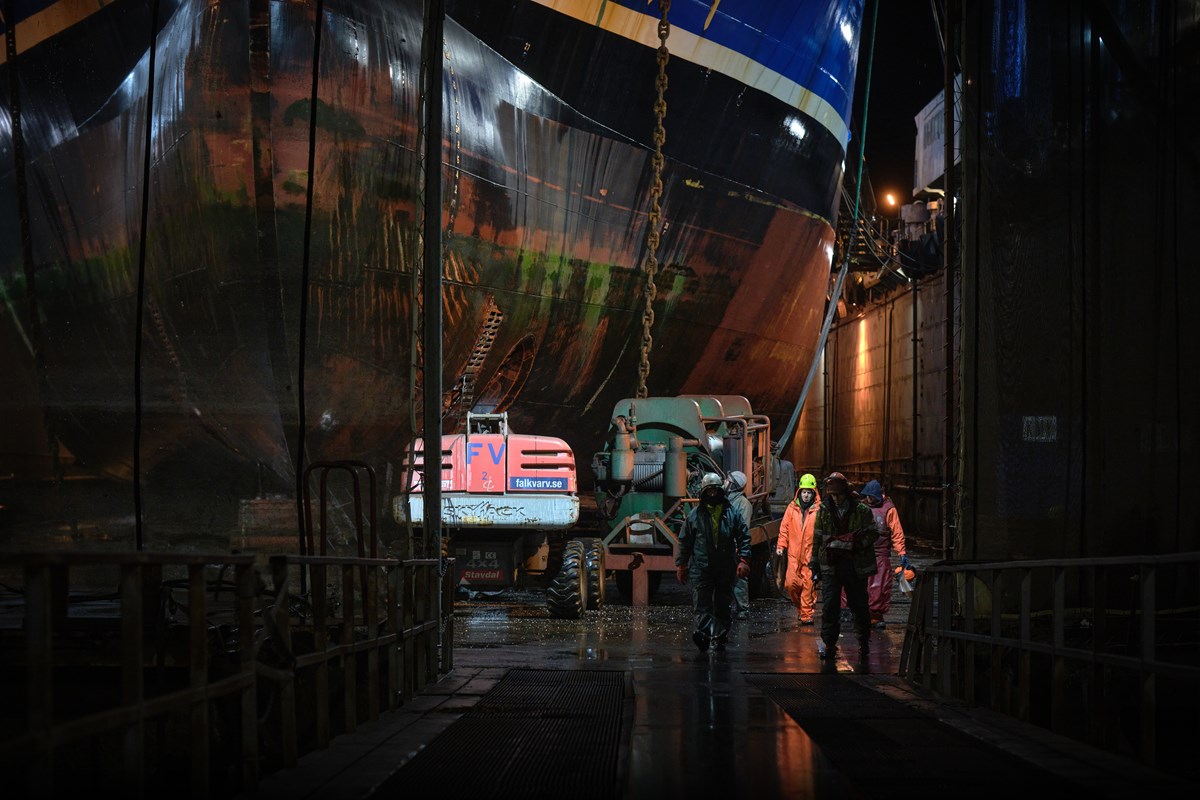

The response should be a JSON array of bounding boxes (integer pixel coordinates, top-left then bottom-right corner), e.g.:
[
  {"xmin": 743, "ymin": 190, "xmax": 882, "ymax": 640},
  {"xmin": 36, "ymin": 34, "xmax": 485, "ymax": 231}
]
[{"xmin": 809, "ymin": 472, "xmax": 878, "ymax": 661}]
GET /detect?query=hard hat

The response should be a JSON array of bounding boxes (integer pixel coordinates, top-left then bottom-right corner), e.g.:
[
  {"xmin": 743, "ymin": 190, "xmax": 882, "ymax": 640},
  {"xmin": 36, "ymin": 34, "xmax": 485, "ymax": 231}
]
[
  {"xmin": 700, "ymin": 472, "xmax": 724, "ymax": 491},
  {"xmin": 823, "ymin": 471, "xmax": 848, "ymax": 488},
  {"xmin": 727, "ymin": 470, "xmax": 747, "ymax": 491},
  {"xmin": 798, "ymin": 473, "xmax": 818, "ymax": 490}
]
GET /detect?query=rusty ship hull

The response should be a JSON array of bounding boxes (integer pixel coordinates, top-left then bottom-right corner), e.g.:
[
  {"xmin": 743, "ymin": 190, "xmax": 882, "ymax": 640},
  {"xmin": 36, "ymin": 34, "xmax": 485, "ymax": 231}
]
[{"xmin": 0, "ymin": 0, "xmax": 862, "ymax": 543}]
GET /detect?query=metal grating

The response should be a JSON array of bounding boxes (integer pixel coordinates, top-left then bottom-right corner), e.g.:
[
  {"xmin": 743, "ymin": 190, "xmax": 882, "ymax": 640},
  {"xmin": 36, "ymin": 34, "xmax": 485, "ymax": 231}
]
[
  {"xmin": 746, "ymin": 673, "xmax": 1083, "ymax": 796},
  {"xmin": 378, "ymin": 669, "xmax": 626, "ymax": 799}
]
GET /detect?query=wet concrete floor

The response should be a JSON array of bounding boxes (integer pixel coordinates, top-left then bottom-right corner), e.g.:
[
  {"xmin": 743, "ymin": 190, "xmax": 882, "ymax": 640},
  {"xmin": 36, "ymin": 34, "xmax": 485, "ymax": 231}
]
[{"xmin": 245, "ymin": 559, "xmax": 1197, "ymax": 800}]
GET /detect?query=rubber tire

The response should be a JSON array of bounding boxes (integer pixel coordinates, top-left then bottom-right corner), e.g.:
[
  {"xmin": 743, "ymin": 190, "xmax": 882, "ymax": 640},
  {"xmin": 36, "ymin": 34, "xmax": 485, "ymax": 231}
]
[
  {"xmin": 547, "ymin": 539, "xmax": 589, "ymax": 619},
  {"xmin": 583, "ymin": 538, "xmax": 606, "ymax": 609},
  {"xmin": 613, "ymin": 569, "xmax": 662, "ymax": 604}
]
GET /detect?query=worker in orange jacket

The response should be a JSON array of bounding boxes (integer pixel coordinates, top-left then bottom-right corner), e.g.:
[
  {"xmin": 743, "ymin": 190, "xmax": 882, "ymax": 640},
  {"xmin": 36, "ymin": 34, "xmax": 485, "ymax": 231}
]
[{"xmin": 775, "ymin": 473, "xmax": 820, "ymax": 624}]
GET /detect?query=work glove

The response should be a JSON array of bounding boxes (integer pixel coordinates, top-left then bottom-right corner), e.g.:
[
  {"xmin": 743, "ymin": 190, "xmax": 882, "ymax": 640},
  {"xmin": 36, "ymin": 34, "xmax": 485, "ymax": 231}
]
[
  {"xmin": 736, "ymin": 560, "xmax": 751, "ymax": 580},
  {"xmin": 900, "ymin": 554, "xmax": 910, "ymax": 569},
  {"xmin": 676, "ymin": 564, "xmax": 688, "ymax": 585}
]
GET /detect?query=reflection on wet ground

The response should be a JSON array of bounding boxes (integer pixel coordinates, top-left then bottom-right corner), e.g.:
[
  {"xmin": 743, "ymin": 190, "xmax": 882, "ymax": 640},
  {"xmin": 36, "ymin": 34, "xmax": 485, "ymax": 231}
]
[
  {"xmin": 451, "ymin": 574, "xmax": 913, "ymax": 675},
  {"xmin": 431, "ymin": 575, "xmax": 913, "ymax": 799},
  {"xmin": 251, "ymin": 552, "xmax": 1197, "ymax": 800}
]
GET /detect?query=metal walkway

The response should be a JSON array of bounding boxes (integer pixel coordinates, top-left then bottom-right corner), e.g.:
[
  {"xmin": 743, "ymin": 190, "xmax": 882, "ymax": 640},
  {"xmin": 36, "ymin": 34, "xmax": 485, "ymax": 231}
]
[
  {"xmin": 241, "ymin": 577, "xmax": 1198, "ymax": 800},
  {"xmin": 380, "ymin": 669, "xmax": 626, "ymax": 798}
]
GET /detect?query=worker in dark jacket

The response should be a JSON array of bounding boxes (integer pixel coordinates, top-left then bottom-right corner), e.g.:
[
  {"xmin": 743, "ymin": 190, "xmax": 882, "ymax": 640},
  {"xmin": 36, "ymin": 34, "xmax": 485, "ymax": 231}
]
[
  {"xmin": 676, "ymin": 472, "xmax": 752, "ymax": 653},
  {"xmin": 809, "ymin": 472, "xmax": 878, "ymax": 661},
  {"xmin": 726, "ymin": 470, "xmax": 755, "ymax": 620}
]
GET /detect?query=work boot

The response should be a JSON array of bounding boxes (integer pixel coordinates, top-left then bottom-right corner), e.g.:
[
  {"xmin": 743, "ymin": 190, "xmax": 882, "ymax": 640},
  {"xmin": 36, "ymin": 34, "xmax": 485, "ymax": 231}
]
[
  {"xmin": 692, "ymin": 630, "xmax": 710, "ymax": 653},
  {"xmin": 799, "ymin": 616, "xmax": 814, "ymax": 626}
]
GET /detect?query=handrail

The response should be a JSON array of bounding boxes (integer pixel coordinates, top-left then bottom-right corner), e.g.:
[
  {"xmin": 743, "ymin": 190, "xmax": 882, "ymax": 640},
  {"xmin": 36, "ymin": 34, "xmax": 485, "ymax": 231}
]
[
  {"xmin": 898, "ymin": 552, "xmax": 1200, "ymax": 771},
  {"xmin": 0, "ymin": 550, "xmax": 453, "ymax": 797},
  {"xmin": 302, "ymin": 460, "xmax": 379, "ymax": 559}
]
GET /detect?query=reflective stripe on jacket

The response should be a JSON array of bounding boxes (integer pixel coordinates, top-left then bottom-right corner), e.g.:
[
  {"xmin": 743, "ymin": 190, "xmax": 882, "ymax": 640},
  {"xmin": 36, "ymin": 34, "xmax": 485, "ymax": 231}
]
[{"xmin": 676, "ymin": 499, "xmax": 752, "ymax": 579}]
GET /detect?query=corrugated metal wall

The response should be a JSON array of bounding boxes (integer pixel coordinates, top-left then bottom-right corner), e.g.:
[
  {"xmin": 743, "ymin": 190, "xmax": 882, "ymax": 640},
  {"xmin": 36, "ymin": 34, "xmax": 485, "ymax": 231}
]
[{"xmin": 788, "ymin": 270, "xmax": 952, "ymax": 543}]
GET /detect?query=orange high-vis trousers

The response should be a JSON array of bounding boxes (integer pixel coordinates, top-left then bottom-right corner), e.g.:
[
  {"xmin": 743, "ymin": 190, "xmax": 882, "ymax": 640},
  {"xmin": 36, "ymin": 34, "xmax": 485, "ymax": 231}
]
[{"xmin": 784, "ymin": 547, "xmax": 815, "ymax": 621}]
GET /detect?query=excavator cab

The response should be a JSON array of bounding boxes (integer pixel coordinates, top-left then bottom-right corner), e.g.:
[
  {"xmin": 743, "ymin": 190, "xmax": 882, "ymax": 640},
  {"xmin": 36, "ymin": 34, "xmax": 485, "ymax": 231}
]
[{"xmin": 395, "ymin": 412, "xmax": 579, "ymax": 588}]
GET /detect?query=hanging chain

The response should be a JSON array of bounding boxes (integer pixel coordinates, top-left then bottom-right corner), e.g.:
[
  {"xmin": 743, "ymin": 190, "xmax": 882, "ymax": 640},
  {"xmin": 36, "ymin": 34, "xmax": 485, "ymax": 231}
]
[{"xmin": 636, "ymin": 0, "xmax": 670, "ymax": 399}]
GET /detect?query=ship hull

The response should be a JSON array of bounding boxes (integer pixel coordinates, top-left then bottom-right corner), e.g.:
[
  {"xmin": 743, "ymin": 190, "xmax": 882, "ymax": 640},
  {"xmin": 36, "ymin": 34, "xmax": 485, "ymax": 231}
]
[{"xmin": 0, "ymin": 0, "xmax": 861, "ymax": 542}]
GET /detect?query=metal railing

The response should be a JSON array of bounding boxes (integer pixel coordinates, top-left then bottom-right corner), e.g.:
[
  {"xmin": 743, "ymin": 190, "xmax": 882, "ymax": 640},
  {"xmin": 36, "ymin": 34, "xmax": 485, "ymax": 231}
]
[
  {"xmin": 898, "ymin": 552, "xmax": 1200, "ymax": 769},
  {"xmin": 0, "ymin": 550, "xmax": 453, "ymax": 798}
]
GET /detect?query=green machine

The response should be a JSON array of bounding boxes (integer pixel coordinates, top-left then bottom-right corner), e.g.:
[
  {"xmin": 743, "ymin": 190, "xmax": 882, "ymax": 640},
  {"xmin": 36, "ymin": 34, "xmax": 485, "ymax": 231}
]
[{"xmin": 590, "ymin": 395, "xmax": 787, "ymax": 605}]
